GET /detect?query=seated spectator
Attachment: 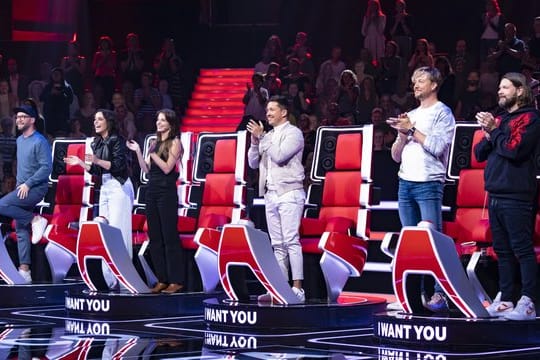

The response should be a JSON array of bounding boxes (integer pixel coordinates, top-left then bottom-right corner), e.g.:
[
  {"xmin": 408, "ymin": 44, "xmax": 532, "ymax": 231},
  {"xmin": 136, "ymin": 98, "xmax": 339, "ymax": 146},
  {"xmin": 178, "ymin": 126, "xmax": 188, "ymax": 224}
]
[
  {"xmin": 316, "ymin": 46, "xmax": 346, "ymax": 95},
  {"xmin": 373, "ymin": 123, "xmax": 389, "ymax": 151},
  {"xmin": 91, "ymin": 35, "xmax": 116, "ymax": 107},
  {"xmin": 379, "ymin": 93, "xmax": 401, "ymax": 118},
  {"xmin": 67, "ymin": 118, "xmax": 87, "ymax": 138},
  {"xmin": 158, "ymin": 79, "xmax": 173, "ymax": 109},
  {"xmin": 522, "ymin": 63, "xmax": 540, "ymax": 100},
  {"xmin": 119, "ymin": 33, "xmax": 144, "ymax": 89},
  {"xmin": 134, "ymin": 72, "xmax": 161, "ymax": 135},
  {"xmin": 262, "ymin": 62, "xmax": 282, "ymax": 96},
  {"xmin": 255, "ymin": 47, "xmax": 272, "ymax": 75},
  {"xmin": 263, "ymin": 34, "xmax": 284, "ymax": 65},
  {"xmin": 455, "ymin": 70, "xmax": 482, "ymax": 121},
  {"xmin": 155, "ymin": 38, "xmax": 178, "ymax": 81},
  {"xmin": 372, "ymin": 125, "xmax": 399, "ymax": 200},
  {"xmin": 281, "ymin": 57, "xmax": 309, "ymax": 92},
  {"xmin": 391, "ymin": 79, "xmax": 416, "ymax": 112},
  {"xmin": 286, "ymin": 31, "xmax": 311, "ymax": 61},
  {"xmin": 480, "ymin": 0, "xmax": 505, "ymax": 61},
  {"xmin": 336, "ymin": 70, "xmax": 360, "ymax": 123},
  {"xmin": 378, "ymin": 40, "xmax": 403, "ymax": 95},
  {"xmin": 6, "ymin": 57, "xmax": 29, "ymax": 102},
  {"xmin": 528, "ymin": 16, "xmax": 540, "ymax": 66},
  {"xmin": 356, "ymin": 77, "xmax": 379, "ymax": 124},
  {"xmin": 353, "ymin": 48, "xmax": 378, "ymax": 85},
  {"xmin": 0, "ymin": 174, "xmax": 16, "ymax": 198},
  {"xmin": 489, "ymin": 23, "xmax": 525, "ymax": 75},
  {"xmin": 61, "ymin": 40, "xmax": 86, "ymax": 101},
  {"xmin": 478, "ymin": 59, "xmax": 499, "ymax": 97},
  {"xmin": 115, "ymin": 103, "xmax": 137, "ymax": 142},
  {"xmin": 27, "ymin": 62, "xmax": 51, "ymax": 113},
  {"xmin": 408, "ymin": 38, "xmax": 434, "ymax": 73},
  {"xmin": 286, "ymin": 81, "xmax": 309, "ymax": 121},
  {"xmin": 298, "ymin": 113, "xmax": 317, "ymax": 164},
  {"xmin": 168, "ymin": 57, "xmax": 186, "ymax": 115},
  {"xmin": 0, "ymin": 79, "xmax": 16, "ymax": 119},
  {"xmin": 243, "ymin": 73, "xmax": 268, "ymax": 123},
  {"xmin": 450, "ymin": 39, "xmax": 475, "ymax": 77},
  {"xmin": 297, "ymin": 46, "xmax": 316, "ymax": 82},
  {"xmin": 315, "ymin": 78, "xmax": 339, "ymax": 121},
  {"xmin": 389, "ymin": 0, "xmax": 414, "ymax": 60},
  {"xmin": 0, "ymin": 116, "xmax": 16, "ymax": 177},
  {"xmin": 371, "ymin": 107, "xmax": 384, "ymax": 125},
  {"xmin": 40, "ymin": 67, "xmax": 74, "ymax": 137},
  {"xmin": 72, "ymin": 90, "xmax": 96, "ymax": 136},
  {"xmin": 121, "ymin": 80, "xmax": 136, "ymax": 113},
  {"xmin": 361, "ymin": 0, "xmax": 387, "ymax": 62},
  {"xmin": 434, "ymin": 56, "xmax": 456, "ymax": 109}
]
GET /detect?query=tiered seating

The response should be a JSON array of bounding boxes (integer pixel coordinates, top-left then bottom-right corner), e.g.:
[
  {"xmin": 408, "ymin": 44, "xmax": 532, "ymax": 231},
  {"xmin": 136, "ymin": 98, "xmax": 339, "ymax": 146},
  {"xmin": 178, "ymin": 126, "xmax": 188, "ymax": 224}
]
[
  {"xmin": 44, "ymin": 140, "xmax": 95, "ymax": 283},
  {"xmin": 182, "ymin": 68, "xmax": 252, "ymax": 133},
  {"xmin": 299, "ymin": 126, "xmax": 375, "ymax": 301}
]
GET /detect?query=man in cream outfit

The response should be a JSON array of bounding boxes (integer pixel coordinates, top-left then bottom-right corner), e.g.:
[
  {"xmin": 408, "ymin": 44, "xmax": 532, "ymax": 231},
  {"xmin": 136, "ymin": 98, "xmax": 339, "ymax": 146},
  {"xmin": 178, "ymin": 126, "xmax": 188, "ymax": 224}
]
[{"xmin": 247, "ymin": 95, "xmax": 306, "ymax": 303}]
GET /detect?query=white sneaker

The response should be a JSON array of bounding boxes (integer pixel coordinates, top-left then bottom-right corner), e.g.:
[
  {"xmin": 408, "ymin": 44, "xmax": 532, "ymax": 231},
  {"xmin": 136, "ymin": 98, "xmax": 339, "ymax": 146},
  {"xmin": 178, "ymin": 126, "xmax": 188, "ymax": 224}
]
[
  {"xmin": 18, "ymin": 269, "xmax": 32, "ymax": 284},
  {"xmin": 504, "ymin": 295, "xmax": 536, "ymax": 321},
  {"xmin": 486, "ymin": 292, "xmax": 514, "ymax": 317},
  {"xmin": 291, "ymin": 287, "xmax": 305, "ymax": 303},
  {"xmin": 386, "ymin": 301, "xmax": 403, "ymax": 311},
  {"xmin": 31, "ymin": 215, "xmax": 48, "ymax": 244},
  {"xmin": 257, "ymin": 293, "xmax": 272, "ymax": 303}
]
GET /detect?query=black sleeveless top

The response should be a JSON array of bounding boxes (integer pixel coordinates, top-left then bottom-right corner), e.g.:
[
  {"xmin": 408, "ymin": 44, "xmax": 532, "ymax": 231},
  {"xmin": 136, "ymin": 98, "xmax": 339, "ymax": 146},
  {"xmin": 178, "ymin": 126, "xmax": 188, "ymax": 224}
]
[{"xmin": 148, "ymin": 150, "xmax": 178, "ymax": 190}]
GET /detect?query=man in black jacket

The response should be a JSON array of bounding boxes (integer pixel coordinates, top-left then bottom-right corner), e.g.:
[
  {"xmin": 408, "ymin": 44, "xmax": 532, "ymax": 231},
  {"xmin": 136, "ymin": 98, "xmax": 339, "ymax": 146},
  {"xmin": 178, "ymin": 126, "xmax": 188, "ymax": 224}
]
[{"xmin": 475, "ymin": 72, "xmax": 540, "ymax": 320}]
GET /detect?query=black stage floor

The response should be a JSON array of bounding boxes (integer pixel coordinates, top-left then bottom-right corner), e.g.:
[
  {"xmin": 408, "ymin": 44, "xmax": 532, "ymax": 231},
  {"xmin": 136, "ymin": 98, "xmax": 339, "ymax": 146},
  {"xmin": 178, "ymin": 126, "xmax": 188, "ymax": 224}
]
[{"xmin": 1, "ymin": 300, "xmax": 540, "ymax": 360}]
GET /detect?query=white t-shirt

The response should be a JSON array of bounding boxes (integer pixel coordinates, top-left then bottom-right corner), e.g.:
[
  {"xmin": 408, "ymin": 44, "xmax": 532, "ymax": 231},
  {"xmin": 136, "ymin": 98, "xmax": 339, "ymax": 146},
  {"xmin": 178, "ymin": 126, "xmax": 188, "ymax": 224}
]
[{"xmin": 399, "ymin": 101, "xmax": 455, "ymax": 183}]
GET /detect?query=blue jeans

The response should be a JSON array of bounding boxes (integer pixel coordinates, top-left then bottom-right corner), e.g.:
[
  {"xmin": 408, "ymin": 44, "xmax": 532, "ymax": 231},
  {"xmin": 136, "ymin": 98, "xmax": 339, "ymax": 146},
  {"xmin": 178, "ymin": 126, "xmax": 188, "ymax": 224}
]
[
  {"xmin": 488, "ymin": 196, "xmax": 537, "ymax": 301},
  {"xmin": 398, "ymin": 179, "xmax": 444, "ymax": 293},
  {"xmin": 0, "ymin": 184, "xmax": 47, "ymax": 265},
  {"xmin": 398, "ymin": 179, "xmax": 444, "ymax": 232}
]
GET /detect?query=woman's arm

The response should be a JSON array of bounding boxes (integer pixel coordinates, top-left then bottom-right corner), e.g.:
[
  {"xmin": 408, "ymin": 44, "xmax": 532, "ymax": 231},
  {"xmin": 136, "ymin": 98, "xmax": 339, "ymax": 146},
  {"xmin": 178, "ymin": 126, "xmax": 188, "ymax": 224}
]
[{"xmin": 126, "ymin": 140, "xmax": 150, "ymax": 173}]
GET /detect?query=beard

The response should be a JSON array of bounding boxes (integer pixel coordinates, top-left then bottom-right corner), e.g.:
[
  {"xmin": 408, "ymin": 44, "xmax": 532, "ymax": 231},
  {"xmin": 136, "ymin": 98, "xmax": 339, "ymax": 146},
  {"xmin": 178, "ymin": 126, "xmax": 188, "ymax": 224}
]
[
  {"xmin": 17, "ymin": 122, "xmax": 31, "ymax": 133},
  {"xmin": 498, "ymin": 93, "xmax": 518, "ymax": 110}
]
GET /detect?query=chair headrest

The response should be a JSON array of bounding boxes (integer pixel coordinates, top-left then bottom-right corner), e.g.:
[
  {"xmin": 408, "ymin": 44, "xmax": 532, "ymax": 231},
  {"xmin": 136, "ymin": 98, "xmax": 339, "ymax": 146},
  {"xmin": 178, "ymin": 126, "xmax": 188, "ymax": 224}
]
[
  {"xmin": 335, "ymin": 133, "xmax": 362, "ymax": 170},
  {"xmin": 213, "ymin": 139, "xmax": 237, "ymax": 173}
]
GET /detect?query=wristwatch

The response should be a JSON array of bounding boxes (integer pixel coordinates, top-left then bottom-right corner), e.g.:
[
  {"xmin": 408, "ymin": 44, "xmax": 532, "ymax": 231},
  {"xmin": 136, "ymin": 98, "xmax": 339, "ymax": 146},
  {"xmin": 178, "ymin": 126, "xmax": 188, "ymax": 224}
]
[{"xmin": 406, "ymin": 127, "xmax": 416, "ymax": 141}]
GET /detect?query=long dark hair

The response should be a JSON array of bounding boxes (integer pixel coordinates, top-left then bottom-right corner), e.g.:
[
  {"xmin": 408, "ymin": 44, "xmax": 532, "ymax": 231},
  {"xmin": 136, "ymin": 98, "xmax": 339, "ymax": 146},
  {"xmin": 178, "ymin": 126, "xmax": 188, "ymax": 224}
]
[
  {"xmin": 96, "ymin": 108, "xmax": 117, "ymax": 136},
  {"xmin": 155, "ymin": 108, "xmax": 180, "ymax": 161}
]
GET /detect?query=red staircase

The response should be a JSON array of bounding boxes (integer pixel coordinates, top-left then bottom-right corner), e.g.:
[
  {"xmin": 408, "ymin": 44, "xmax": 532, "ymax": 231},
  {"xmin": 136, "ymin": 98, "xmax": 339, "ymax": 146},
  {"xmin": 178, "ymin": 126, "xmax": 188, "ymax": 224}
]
[{"xmin": 182, "ymin": 68, "xmax": 253, "ymax": 133}]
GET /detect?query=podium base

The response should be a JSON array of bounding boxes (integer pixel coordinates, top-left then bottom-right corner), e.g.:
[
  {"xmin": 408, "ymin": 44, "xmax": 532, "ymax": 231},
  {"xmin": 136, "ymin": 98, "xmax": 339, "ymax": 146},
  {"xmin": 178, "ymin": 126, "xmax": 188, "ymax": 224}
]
[
  {"xmin": 374, "ymin": 311, "xmax": 540, "ymax": 348},
  {"xmin": 204, "ymin": 295, "xmax": 387, "ymax": 332},
  {"xmin": 65, "ymin": 289, "xmax": 221, "ymax": 319},
  {"xmin": 0, "ymin": 280, "xmax": 86, "ymax": 307}
]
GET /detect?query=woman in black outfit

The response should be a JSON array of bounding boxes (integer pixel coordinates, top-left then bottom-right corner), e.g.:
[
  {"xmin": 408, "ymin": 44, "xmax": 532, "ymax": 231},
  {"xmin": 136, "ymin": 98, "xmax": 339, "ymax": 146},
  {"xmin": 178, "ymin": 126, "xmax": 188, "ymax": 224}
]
[{"xmin": 127, "ymin": 109, "xmax": 184, "ymax": 293}]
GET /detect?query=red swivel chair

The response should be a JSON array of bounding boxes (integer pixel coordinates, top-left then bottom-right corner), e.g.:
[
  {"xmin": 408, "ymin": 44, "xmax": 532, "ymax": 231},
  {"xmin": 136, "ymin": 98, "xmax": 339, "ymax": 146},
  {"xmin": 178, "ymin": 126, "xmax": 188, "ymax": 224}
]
[
  {"xmin": 44, "ymin": 142, "xmax": 94, "ymax": 283},
  {"xmin": 299, "ymin": 131, "xmax": 372, "ymax": 302},
  {"xmin": 445, "ymin": 130, "xmax": 491, "ymax": 255},
  {"xmin": 444, "ymin": 130, "xmax": 493, "ymax": 303},
  {"xmin": 183, "ymin": 138, "xmax": 246, "ymax": 292}
]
